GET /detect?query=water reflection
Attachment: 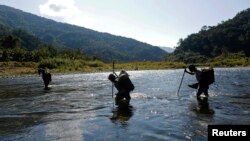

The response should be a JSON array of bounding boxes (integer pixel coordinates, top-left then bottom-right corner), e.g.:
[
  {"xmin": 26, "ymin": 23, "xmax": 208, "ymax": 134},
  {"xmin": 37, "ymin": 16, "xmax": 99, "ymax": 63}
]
[
  {"xmin": 44, "ymin": 117, "xmax": 84, "ymax": 141},
  {"xmin": 196, "ymin": 97, "xmax": 215, "ymax": 115},
  {"xmin": 110, "ymin": 105, "xmax": 134, "ymax": 127},
  {"xmin": 0, "ymin": 115, "xmax": 41, "ymax": 135}
]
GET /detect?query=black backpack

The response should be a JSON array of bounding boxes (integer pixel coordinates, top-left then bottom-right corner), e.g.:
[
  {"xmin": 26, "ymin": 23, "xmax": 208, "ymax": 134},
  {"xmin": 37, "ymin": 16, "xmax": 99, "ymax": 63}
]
[
  {"xmin": 118, "ymin": 72, "xmax": 134, "ymax": 91},
  {"xmin": 200, "ymin": 67, "xmax": 215, "ymax": 85}
]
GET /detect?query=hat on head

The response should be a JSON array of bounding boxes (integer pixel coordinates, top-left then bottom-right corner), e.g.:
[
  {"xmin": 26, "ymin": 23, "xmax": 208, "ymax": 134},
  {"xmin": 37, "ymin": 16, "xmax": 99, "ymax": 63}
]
[
  {"xmin": 188, "ymin": 65, "xmax": 196, "ymax": 72},
  {"xmin": 108, "ymin": 73, "xmax": 116, "ymax": 82}
]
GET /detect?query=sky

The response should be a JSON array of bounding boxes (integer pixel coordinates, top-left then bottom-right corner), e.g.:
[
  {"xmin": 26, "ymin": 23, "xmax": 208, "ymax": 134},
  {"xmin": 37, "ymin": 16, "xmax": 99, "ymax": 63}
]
[{"xmin": 0, "ymin": 0, "xmax": 250, "ymax": 48}]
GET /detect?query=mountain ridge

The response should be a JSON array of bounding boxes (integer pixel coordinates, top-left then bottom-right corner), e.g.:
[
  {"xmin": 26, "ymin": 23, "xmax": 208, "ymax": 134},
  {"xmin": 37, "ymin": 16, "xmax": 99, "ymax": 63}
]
[
  {"xmin": 159, "ymin": 47, "xmax": 174, "ymax": 53},
  {"xmin": 0, "ymin": 5, "xmax": 166, "ymax": 62},
  {"xmin": 167, "ymin": 8, "xmax": 250, "ymax": 63}
]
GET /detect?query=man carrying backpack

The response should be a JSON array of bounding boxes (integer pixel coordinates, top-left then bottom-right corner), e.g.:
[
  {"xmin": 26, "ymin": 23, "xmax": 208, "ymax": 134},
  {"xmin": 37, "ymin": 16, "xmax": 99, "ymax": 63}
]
[
  {"xmin": 185, "ymin": 65, "xmax": 214, "ymax": 101},
  {"xmin": 108, "ymin": 70, "xmax": 135, "ymax": 105}
]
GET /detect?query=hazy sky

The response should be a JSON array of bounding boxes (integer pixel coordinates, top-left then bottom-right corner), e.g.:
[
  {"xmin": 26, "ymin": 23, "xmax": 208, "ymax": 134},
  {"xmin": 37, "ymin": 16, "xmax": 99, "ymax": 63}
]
[{"xmin": 0, "ymin": 0, "xmax": 249, "ymax": 47}]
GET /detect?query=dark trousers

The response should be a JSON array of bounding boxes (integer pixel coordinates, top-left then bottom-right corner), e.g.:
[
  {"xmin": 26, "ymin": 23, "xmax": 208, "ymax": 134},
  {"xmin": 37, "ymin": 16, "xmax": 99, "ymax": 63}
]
[
  {"xmin": 44, "ymin": 82, "xmax": 49, "ymax": 89},
  {"xmin": 197, "ymin": 83, "xmax": 209, "ymax": 100},
  {"xmin": 115, "ymin": 91, "xmax": 131, "ymax": 105}
]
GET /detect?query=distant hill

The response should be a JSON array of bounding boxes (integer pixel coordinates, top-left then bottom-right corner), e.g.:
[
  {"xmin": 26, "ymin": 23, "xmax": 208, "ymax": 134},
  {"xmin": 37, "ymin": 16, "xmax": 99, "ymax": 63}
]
[
  {"xmin": 0, "ymin": 5, "xmax": 166, "ymax": 62},
  {"xmin": 167, "ymin": 8, "xmax": 250, "ymax": 63},
  {"xmin": 159, "ymin": 47, "xmax": 174, "ymax": 53}
]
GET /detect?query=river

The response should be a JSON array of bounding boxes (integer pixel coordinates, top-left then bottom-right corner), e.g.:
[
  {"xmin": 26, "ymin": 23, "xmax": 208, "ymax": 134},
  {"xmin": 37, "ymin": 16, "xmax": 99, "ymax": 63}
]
[{"xmin": 0, "ymin": 68, "xmax": 249, "ymax": 141}]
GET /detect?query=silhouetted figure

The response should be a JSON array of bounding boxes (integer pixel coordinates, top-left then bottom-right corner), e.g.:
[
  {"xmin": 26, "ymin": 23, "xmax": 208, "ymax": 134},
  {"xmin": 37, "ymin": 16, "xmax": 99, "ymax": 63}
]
[
  {"xmin": 110, "ymin": 106, "xmax": 134, "ymax": 126},
  {"xmin": 38, "ymin": 68, "xmax": 52, "ymax": 90},
  {"xmin": 108, "ymin": 70, "xmax": 134, "ymax": 106},
  {"xmin": 185, "ymin": 65, "xmax": 214, "ymax": 101}
]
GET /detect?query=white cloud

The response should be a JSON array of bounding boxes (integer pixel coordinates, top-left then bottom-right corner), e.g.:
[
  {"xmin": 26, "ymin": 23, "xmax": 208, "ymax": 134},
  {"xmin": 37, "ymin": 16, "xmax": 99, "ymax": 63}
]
[
  {"xmin": 39, "ymin": 0, "xmax": 78, "ymax": 17},
  {"xmin": 39, "ymin": 0, "xmax": 94, "ymax": 27}
]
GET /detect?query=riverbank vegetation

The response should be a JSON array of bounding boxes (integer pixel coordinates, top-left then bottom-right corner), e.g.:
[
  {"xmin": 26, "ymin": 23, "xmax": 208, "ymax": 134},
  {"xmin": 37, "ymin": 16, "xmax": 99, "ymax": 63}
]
[
  {"xmin": 0, "ymin": 34, "xmax": 249, "ymax": 76},
  {"xmin": 0, "ymin": 60, "xmax": 187, "ymax": 76},
  {"xmin": 0, "ymin": 30, "xmax": 185, "ymax": 76},
  {"xmin": 1, "ymin": 56, "xmax": 249, "ymax": 76},
  {"xmin": 1, "ymin": 7, "xmax": 250, "ymax": 76}
]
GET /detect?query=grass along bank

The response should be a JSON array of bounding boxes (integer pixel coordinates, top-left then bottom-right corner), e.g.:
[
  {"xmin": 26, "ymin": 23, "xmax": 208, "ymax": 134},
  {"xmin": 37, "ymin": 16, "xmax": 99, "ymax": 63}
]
[
  {"xmin": 1, "ymin": 57, "xmax": 249, "ymax": 77},
  {"xmin": 112, "ymin": 61, "xmax": 186, "ymax": 71},
  {"xmin": 0, "ymin": 62, "xmax": 37, "ymax": 76},
  {"xmin": 0, "ymin": 60, "xmax": 186, "ymax": 76}
]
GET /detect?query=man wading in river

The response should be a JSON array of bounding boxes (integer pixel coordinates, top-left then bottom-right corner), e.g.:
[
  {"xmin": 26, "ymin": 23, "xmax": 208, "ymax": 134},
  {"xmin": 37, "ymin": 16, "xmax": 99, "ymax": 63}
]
[
  {"xmin": 38, "ymin": 68, "xmax": 52, "ymax": 90},
  {"xmin": 185, "ymin": 65, "xmax": 214, "ymax": 101},
  {"xmin": 108, "ymin": 70, "xmax": 134, "ymax": 106}
]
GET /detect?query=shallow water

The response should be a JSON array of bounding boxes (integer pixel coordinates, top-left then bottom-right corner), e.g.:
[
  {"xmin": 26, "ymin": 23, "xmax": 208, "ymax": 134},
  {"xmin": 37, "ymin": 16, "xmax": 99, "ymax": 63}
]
[{"xmin": 0, "ymin": 68, "xmax": 249, "ymax": 141}]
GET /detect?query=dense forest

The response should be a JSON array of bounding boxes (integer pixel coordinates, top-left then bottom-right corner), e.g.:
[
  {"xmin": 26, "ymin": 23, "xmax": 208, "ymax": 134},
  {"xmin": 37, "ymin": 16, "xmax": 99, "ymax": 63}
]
[
  {"xmin": 0, "ymin": 27, "xmax": 106, "ymax": 71},
  {"xmin": 1, "ymin": 5, "xmax": 250, "ymax": 75},
  {"xmin": 0, "ymin": 5, "xmax": 166, "ymax": 62},
  {"xmin": 166, "ymin": 8, "xmax": 250, "ymax": 64}
]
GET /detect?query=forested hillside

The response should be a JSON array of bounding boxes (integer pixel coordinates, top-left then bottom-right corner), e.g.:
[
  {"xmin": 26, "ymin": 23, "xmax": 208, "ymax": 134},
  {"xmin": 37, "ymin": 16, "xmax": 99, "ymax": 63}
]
[
  {"xmin": 167, "ymin": 8, "xmax": 250, "ymax": 63},
  {"xmin": 0, "ymin": 5, "xmax": 166, "ymax": 62},
  {"xmin": 0, "ymin": 27, "xmax": 87, "ymax": 63}
]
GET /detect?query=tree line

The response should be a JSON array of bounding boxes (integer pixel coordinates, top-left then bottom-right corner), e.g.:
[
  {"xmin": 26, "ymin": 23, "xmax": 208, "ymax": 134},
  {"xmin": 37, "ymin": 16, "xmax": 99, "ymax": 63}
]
[
  {"xmin": 166, "ymin": 8, "xmax": 250, "ymax": 63},
  {"xmin": 0, "ymin": 33, "xmax": 87, "ymax": 62}
]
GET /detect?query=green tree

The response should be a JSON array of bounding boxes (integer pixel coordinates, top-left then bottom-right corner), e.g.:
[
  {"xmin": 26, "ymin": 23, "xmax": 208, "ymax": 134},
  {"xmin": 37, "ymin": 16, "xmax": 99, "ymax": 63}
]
[
  {"xmin": 13, "ymin": 48, "xmax": 27, "ymax": 61},
  {"xmin": 1, "ymin": 35, "xmax": 20, "ymax": 49}
]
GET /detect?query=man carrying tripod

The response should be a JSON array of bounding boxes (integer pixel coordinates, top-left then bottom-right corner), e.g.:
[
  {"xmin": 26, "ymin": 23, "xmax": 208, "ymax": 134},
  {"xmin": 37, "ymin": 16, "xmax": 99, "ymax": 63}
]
[
  {"xmin": 184, "ymin": 65, "xmax": 214, "ymax": 101},
  {"xmin": 108, "ymin": 70, "xmax": 134, "ymax": 106}
]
